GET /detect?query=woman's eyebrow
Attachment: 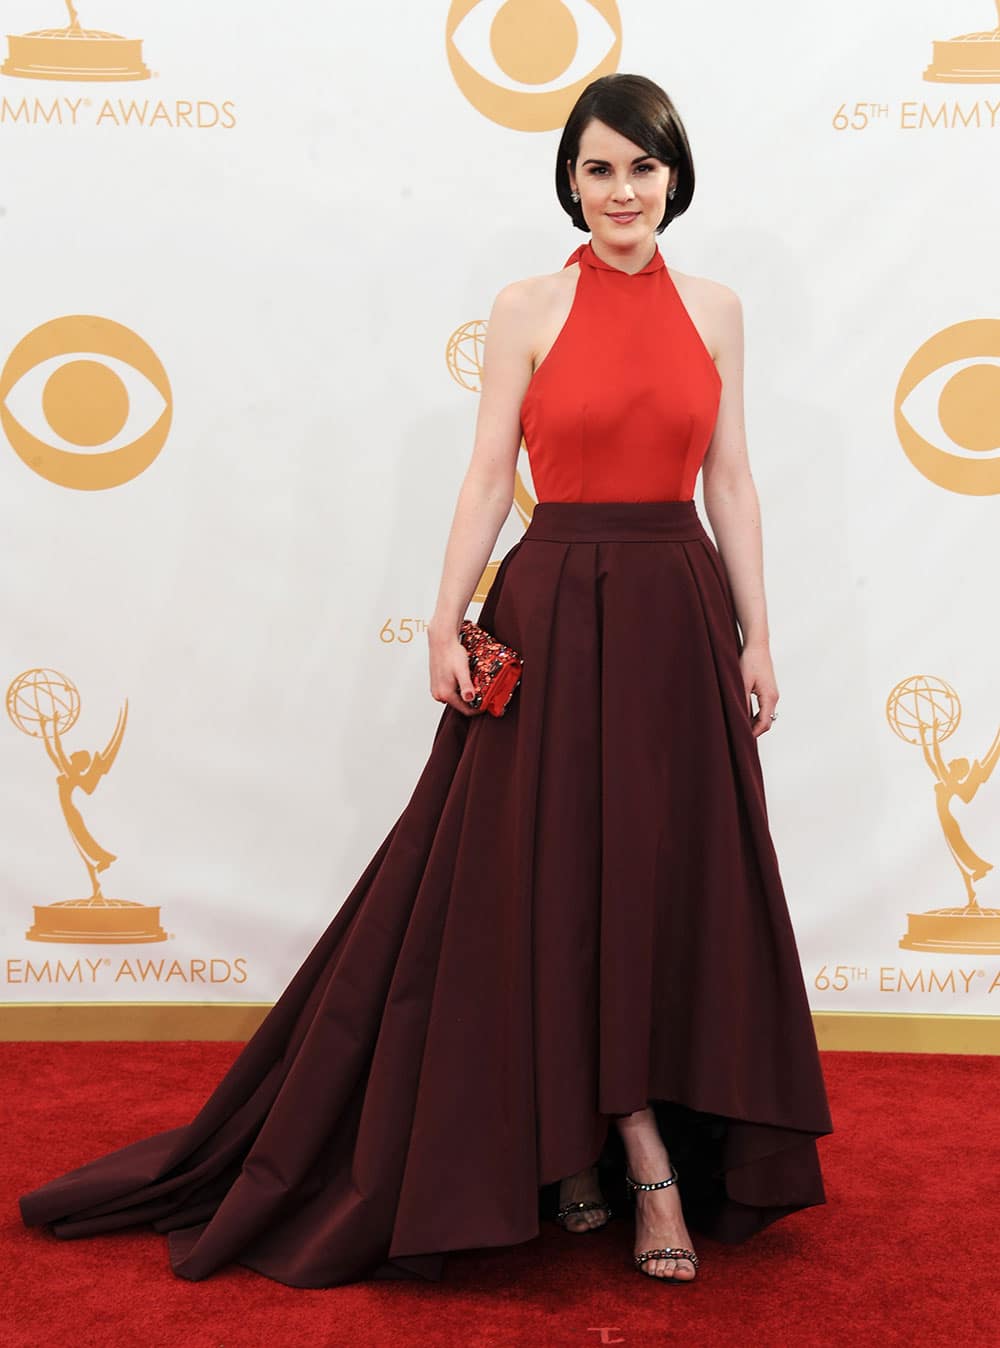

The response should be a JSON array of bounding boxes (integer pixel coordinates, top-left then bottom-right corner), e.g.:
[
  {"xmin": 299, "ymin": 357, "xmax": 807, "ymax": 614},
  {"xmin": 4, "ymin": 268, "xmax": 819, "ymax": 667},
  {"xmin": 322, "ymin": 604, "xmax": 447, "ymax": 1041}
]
[{"xmin": 580, "ymin": 154, "xmax": 655, "ymax": 167}]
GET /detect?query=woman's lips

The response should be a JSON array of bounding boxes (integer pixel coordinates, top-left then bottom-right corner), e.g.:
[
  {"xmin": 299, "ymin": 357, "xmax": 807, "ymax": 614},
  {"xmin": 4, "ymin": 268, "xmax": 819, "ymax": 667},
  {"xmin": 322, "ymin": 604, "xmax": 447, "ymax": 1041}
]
[{"xmin": 607, "ymin": 211, "xmax": 640, "ymax": 223}]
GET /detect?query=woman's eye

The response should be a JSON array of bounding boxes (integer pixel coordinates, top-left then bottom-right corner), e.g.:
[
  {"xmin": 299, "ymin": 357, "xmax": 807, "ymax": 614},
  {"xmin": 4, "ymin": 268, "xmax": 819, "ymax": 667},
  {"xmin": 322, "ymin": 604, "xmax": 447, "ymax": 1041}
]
[
  {"xmin": 586, "ymin": 163, "xmax": 654, "ymax": 176},
  {"xmin": 584, "ymin": 163, "xmax": 657, "ymax": 177}
]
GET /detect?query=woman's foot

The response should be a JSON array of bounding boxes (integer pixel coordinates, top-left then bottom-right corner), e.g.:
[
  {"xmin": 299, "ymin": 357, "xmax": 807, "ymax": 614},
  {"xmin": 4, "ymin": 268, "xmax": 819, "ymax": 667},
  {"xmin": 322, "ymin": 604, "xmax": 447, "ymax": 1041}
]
[
  {"xmin": 616, "ymin": 1106, "xmax": 697, "ymax": 1281},
  {"xmin": 556, "ymin": 1163, "xmax": 611, "ymax": 1232},
  {"xmin": 628, "ymin": 1167, "xmax": 697, "ymax": 1280}
]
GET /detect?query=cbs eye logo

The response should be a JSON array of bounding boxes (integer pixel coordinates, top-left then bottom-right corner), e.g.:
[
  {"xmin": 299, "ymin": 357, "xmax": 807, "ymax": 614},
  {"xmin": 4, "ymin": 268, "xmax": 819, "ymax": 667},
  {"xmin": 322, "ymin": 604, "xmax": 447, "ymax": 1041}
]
[
  {"xmin": 894, "ymin": 319, "xmax": 1000, "ymax": 496},
  {"xmin": 446, "ymin": 0, "xmax": 622, "ymax": 131},
  {"xmin": 0, "ymin": 315, "xmax": 172, "ymax": 491}
]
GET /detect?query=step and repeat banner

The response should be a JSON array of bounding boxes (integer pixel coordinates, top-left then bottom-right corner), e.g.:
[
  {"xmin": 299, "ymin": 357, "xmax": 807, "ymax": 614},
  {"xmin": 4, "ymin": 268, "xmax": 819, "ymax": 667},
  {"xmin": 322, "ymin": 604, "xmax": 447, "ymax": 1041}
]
[{"xmin": 1, "ymin": 1, "xmax": 998, "ymax": 1036}]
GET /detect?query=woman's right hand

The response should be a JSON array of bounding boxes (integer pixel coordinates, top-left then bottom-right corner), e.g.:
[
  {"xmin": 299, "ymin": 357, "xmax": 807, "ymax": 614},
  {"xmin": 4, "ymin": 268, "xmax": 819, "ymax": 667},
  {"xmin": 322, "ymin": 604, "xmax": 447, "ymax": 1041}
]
[{"xmin": 428, "ymin": 626, "xmax": 482, "ymax": 717}]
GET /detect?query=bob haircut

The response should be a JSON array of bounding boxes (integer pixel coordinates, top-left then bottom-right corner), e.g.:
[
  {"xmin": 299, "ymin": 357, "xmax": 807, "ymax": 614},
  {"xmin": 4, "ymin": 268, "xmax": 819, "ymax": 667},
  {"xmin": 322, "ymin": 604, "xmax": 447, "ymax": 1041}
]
[{"xmin": 555, "ymin": 73, "xmax": 695, "ymax": 234}]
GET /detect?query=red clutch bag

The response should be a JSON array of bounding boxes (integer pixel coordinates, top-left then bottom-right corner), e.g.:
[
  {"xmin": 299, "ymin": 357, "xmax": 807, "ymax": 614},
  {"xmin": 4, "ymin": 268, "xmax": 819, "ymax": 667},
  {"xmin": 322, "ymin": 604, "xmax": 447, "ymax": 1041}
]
[{"xmin": 458, "ymin": 620, "xmax": 524, "ymax": 717}]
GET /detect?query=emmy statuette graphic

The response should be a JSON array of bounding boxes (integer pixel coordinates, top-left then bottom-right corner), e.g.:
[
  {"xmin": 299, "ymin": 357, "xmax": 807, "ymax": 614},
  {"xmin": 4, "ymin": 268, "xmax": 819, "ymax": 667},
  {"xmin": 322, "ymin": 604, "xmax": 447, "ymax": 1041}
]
[
  {"xmin": 887, "ymin": 676, "xmax": 1000, "ymax": 954},
  {"xmin": 6, "ymin": 668, "xmax": 166, "ymax": 943},
  {"xmin": 924, "ymin": 1, "xmax": 1000, "ymax": 82},
  {"xmin": 2, "ymin": 1, "xmax": 150, "ymax": 82}
]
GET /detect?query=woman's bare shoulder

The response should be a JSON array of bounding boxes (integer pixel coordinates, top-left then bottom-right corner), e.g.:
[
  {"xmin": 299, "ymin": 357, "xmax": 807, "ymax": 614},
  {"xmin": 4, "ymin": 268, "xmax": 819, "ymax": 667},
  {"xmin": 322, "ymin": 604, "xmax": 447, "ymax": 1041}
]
[
  {"xmin": 668, "ymin": 265, "xmax": 741, "ymax": 312},
  {"xmin": 486, "ymin": 265, "xmax": 580, "ymax": 365},
  {"xmin": 493, "ymin": 263, "xmax": 580, "ymax": 313},
  {"xmin": 668, "ymin": 267, "xmax": 742, "ymax": 364}
]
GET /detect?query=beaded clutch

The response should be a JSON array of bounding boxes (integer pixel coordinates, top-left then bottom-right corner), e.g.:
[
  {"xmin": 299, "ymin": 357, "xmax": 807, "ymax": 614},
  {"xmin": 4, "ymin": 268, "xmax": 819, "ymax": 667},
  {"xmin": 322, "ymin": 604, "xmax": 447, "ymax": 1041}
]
[{"xmin": 457, "ymin": 619, "xmax": 524, "ymax": 717}]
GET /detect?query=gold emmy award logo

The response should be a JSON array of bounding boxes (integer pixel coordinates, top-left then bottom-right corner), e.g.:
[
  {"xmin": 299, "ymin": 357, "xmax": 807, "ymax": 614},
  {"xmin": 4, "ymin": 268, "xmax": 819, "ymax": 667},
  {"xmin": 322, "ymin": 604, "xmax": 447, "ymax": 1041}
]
[
  {"xmin": 2, "ymin": 1, "xmax": 149, "ymax": 82},
  {"xmin": 924, "ymin": 2, "xmax": 1000, "ymax": 83},
  {"xmin": 446, "ymin": 0, "xmax": 621, "ymax": 131},
  {"xmin": 0, "ymin": 315, "xmax": 172, "ymax": 490},
  {"xmin": 886, "ymin": 675, "xmax": 1000, "ymax": 954},
  {"xmin": 446, "ymin": 319, "xmax": 536, "ymax": 602},
  {"xmin": 894, "ymin": 320, "xmax": 1000, "ymax": 496},
  {"xmin": 6, "ymin": 668, "xmax": 166, "ymax": 944},
  {"xmin": 445, "ymin": 320, "xmax": 488, "ymax": 393}
]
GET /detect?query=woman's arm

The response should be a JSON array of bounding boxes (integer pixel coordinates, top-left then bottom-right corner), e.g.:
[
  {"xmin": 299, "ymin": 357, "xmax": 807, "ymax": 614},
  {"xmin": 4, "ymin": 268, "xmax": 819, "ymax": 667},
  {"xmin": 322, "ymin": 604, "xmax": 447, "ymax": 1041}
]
[
  {"xmin": 700, "ymin": 283, "xmax": 779, "ymax": 738},
  {"xmin": 427, "ymin": 280, "xmax": 537, "ymax": 715}
]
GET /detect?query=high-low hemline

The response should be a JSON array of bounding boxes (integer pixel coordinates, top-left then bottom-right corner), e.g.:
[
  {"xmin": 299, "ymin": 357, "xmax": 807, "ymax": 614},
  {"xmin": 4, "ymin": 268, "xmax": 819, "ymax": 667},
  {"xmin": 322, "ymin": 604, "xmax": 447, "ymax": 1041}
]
[{"xmin": 19, "ymin": 500, "xmax": 832, "ymax": 1289}]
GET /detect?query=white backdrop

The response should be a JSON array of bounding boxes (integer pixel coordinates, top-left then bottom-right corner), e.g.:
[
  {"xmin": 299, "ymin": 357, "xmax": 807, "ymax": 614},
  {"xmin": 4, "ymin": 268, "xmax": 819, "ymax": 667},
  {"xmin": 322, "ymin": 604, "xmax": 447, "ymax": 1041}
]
[{"xmin": 1, "ymin": 0, "xmax": 998, "ymax": 1026}]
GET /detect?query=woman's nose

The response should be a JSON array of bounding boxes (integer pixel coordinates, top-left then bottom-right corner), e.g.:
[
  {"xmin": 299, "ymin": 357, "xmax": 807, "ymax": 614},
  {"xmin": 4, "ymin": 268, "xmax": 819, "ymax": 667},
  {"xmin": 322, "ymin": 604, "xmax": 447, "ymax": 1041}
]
[{"xmin": 612, "ymin": 181, "xmax": 635, "ymax": 202}]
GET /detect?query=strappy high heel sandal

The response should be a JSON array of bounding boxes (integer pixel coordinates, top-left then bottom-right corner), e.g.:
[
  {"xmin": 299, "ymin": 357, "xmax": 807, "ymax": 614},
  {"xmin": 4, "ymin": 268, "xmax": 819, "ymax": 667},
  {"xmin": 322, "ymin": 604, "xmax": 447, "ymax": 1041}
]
[
  {"xmin": 555, "ymin": 1197, "xmax": 613, "ymax": 1232},
  {"xmin": 625, "ymin": 1164, "xmax": 699, "ymax": 1281},
  {"xmin": 555, "ymin": 1180, "xmax": 611, "ymax": 1234}
]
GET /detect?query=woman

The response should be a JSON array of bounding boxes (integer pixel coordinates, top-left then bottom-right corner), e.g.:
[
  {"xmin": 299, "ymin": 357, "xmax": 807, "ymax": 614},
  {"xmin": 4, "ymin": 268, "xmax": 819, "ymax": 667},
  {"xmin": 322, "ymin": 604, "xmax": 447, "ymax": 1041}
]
[{"xmin": 19, "ymin": 73, "xmax": 833, "ymax": 1287}]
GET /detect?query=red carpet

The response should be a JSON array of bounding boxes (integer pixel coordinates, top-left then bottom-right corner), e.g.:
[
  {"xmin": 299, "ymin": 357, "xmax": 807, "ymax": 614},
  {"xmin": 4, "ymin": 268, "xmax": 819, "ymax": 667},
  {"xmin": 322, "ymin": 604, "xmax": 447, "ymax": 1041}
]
[{"xmin": 3, "ymin": 1043, "xmax": 995, "ymax": 1347}]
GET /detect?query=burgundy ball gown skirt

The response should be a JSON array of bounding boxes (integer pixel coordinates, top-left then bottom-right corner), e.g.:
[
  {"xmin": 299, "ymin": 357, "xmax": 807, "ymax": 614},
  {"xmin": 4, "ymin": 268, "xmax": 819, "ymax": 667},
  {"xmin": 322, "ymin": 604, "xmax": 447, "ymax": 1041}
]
[{"xmin": 19, "ymin": 499, "xmax": 833, "ymax": 1287}]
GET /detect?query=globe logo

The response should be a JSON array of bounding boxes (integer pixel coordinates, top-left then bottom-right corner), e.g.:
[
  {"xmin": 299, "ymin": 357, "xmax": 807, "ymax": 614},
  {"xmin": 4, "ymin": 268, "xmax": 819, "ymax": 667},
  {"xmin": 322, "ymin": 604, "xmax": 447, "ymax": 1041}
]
[
  {"xmin": 446, "ymin": 321, "xmax": 488, "ymax": 392},
  {"xmin": 885, "ymin": 674, "xmax": 960, "ymax": 746},
  {"xmin": 7, "ymin": 667, "xmax": 81, "ymax": 740}
]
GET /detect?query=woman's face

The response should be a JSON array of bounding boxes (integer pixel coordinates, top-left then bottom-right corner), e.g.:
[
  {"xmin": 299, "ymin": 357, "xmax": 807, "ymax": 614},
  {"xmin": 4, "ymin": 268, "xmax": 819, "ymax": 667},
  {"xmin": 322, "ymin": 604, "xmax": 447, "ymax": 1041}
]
[{"xmin": 567, "ymin": 117, "xmax": 674, "ymax": 247}]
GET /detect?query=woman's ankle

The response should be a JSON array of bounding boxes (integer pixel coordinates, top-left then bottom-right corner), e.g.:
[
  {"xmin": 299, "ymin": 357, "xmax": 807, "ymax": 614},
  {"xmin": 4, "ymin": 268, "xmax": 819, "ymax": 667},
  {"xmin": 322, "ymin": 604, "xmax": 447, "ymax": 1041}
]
[
  {"xmin": 560, "ymin": 1162, "xmax": 598, "ymax": 1186},
  {"xmin": 615, "ymin": 1106, "xmax": 672, "ymax": 1179}
]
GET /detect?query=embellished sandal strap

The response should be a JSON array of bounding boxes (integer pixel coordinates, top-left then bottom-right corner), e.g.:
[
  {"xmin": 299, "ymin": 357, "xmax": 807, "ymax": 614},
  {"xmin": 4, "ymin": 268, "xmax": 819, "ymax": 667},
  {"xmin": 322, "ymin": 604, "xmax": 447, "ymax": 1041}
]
[
  {"xmin": 625, "ymin": 1163, "xmax": 679, "ymax": 1193},
  {"xmin": 634, "ymin": 1246, "xmax": 699, "ymax": 1269},
  {"xmin": 556, "ymin": 1199, "xmax": 612, "ymax": 1221}
]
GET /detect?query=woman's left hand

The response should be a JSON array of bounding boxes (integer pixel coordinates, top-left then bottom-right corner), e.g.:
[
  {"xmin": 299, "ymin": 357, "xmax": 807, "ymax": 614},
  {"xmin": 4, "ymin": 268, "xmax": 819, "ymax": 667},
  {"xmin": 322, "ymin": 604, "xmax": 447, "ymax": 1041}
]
[{"xmin": 739, "ymin": 642, "xmax": 779, "ymax": 739}]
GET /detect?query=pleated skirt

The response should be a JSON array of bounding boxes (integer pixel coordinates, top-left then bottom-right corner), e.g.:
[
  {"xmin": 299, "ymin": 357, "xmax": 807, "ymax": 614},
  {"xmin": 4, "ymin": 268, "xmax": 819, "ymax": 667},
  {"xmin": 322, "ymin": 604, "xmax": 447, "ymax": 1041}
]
[{"xmin": 19, "ymin": 499, "xmax": 834, "ymax": 1287}]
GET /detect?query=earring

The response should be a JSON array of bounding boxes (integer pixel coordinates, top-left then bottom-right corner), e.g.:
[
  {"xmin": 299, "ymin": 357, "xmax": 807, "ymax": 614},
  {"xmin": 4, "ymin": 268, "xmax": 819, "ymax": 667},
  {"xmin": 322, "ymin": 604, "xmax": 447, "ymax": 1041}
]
[
  {"xmin": 570, "ymin": 190, "xmax": 580, "ymax": 203},
  {"xmin": 668, "ymin": 184, "xmax": 676, "ymax": 200}
]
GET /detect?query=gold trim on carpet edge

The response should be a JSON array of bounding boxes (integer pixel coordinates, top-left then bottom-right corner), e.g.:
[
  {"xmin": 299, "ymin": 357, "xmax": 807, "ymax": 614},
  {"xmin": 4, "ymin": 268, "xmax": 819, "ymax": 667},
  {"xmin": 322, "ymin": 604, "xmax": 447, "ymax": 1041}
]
[{"xmin": 0, "ymin": 1004, "xmax": 997, "ymax": 1052}]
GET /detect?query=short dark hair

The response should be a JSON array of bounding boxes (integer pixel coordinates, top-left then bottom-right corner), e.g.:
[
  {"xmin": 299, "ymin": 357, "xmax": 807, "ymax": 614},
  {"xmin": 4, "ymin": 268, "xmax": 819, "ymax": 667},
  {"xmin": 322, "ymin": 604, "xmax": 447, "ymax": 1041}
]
[{"xmin": 555, "ymin": 73, "xmax": 695, "ymax": 234}]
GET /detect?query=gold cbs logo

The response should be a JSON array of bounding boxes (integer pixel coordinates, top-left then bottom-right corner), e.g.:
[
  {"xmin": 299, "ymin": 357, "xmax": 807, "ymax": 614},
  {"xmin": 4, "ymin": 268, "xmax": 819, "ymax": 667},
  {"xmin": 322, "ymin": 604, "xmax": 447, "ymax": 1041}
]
[
  {"xmin": 0, "ymin": 315, "xmax": 172, "ymax": 490},
  {"xmin": 894, "ymin": 319, "xmax": 1000, "ymax": 495},
  {"xmin": 446, "ymin": 0, "xmax": 622, "ymax": 131}
]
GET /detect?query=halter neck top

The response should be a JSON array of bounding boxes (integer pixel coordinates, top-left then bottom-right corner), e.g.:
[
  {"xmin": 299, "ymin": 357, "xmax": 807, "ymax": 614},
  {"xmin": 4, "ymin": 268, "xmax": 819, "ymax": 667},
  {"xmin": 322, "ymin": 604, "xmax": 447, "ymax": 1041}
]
[{"xmin": 519, "ymin": 238, "xmax": 722, "ymax": 502}]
